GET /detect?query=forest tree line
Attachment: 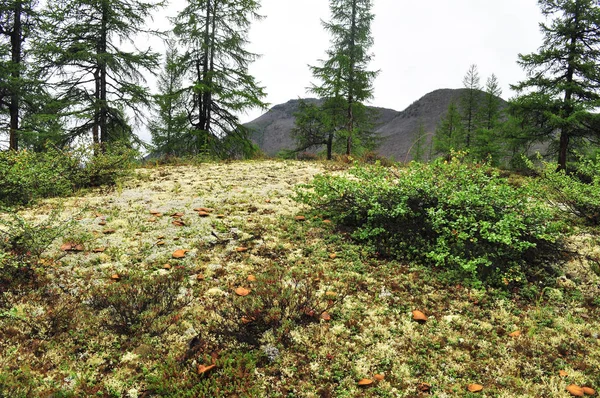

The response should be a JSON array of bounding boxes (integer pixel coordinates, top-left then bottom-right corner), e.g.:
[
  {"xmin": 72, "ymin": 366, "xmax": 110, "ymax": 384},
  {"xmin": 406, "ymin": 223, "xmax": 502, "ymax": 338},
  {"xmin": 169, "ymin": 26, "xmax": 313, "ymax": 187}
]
[{"xmin": 0, "ymin": 0, "xmax": 599, "ymax": 169}]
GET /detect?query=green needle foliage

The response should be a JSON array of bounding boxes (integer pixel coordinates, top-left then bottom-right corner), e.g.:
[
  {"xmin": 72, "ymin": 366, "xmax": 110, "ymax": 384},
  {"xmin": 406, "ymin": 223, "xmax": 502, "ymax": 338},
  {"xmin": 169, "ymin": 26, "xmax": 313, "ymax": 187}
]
[
  {"xmin": 0, "ymin": 0, "xmax": 41, "ymax": 150},
  {"xmin": 461, "ymin": 64, "xmax": 482, "ymax": 149},
  {"xmin": 512, "ymin": 0, "xmax": 600, "ymax": 170},
  {"xmin": 33, "ymin": 0, "xmax": 162, "ymax": 146},
  {"xmin": 149, "ymin": 42, "xmax": 190, "ymax": 158},
  {"xmin": 173, "ymin": 0, "xmax": 267, "ymax": 158},
  {"xmin": 434, "ymin": 101, "xmax": 465, "ymax": 156},
  {"xmin": 309, "ymin": 0, "xmax": 379, "ymax": 156}
]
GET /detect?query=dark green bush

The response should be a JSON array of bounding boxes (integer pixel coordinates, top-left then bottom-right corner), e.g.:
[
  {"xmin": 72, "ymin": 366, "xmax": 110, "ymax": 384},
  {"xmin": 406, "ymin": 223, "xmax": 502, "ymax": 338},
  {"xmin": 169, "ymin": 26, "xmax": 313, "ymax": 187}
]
[
  {"xmin": 296, "ymin": 155, "xmax": 562, "ymax": 286},
  {"xmin": 0, "ymin": 147, "xmax": 81, "ymax": 206},
  {"xmin": 535, "ymin": 155, "xmax": 600, "ymax": 226},
  {"xmin": 0, "ymin": 143, "xmax": 137, "ymax": 206}
]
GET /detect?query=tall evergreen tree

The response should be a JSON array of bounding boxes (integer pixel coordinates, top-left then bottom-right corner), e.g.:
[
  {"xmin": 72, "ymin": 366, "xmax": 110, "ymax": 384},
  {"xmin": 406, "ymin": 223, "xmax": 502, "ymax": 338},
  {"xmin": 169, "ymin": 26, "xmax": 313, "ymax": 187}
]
[
  {"xmin": 460, "ymin": 64, "xmax": 482, "ymax": 149},
  {"xmin": 173, "ymin": 0, "xmax": 267, "ymax": 158},
  {"xmin": 34, "ymin": 0, "xmax": 161, "ymax": 146},
  {"xmin": 310, "ymin": 0, "xmax": 378, "ymax": 156},
  {"xmin": 149, "ymin": 42, "xmax": 190, "ymax": 157},
  {"xmin": 472, "ymin": 74, "xmax": 505, "ymax": 163},
  {"xmin": 0, "ymin": 0, "xmax": 38, "ymax": 150},
  {"xmin": 410, "ymin": 120, "xmax": 428, "ymax": 162},
  {"xmin": 291, "ymin": 99, "xmax": 338, "ymax": 160},
  {"xmin": 434, "ymin": 101, "xmax": 465, "ymax": 156},
  {"xmin": 481, "ymin": 74, "xmax": 503, "ymax": 130},
  {"xmin": 512, "ymin": 0, "xmax": 600, "ymax": 170}
]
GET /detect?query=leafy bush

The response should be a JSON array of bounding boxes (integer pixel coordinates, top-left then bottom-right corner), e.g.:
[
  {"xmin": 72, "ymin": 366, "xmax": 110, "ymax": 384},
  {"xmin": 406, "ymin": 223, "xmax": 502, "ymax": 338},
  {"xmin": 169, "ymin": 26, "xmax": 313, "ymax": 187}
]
[
  {"xmin": 0, "ymin": 143, "xmax": 137, "ymax": 206},
  {"xmin": 87, "ymin": 268, "xmax": 192, "ymax": 337},
  {"xmin": 296, "ymin": 155, "xmax": 562, "ymax": 286},
  {"xmin": 0, "ymin": 147, "xmax": 82, "ymax": 206},
  {"xmin": 534, "ymin": 156, "xmax": 600, "ymax": 226},
  {"xmin": 77, "ymin": 143, "xmax": 137, "ymax": 187},
  {"xmin": 0, "ymin": 209, "xmax": 73, "ymax": 294}
]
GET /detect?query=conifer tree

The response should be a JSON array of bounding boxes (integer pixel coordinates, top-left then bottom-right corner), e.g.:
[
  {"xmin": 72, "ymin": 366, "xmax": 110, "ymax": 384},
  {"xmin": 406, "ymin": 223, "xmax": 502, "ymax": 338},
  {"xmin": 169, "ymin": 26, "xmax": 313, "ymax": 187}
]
[
  {"xmin": 0, "ymin": 0, "xmax": 38, "ymax": 150},
  {"xmin": 310, "ymin": 0, "xmax": 378, "ymax": 156},
  {"xmin": 472, "ymin": 74, "xmax": 505, "ymax": 163},
  {"xmin": 149, "ymin": 43, "xmax": 190, "ymax": 157},
  {"xmin": 434, "ymin": 102, "xmax": 465, "ymax": 156},
  {"xmin": 411, "ymin": 120, "xmax": 428, "ymax": 162},
  {"xmin": 173, "ymin": 0, "xmax": 267, "ymax": 158},
  {"xmin": 34, "ymin": 0, "xmax": 162, "ymax": 146},
  {"xmin": 512, "ymin": 0, "xmax": 600, "ymax": 170},
  {"xmin": 460, "ymin": 64, "xmax": 482, "ymax": 149}
]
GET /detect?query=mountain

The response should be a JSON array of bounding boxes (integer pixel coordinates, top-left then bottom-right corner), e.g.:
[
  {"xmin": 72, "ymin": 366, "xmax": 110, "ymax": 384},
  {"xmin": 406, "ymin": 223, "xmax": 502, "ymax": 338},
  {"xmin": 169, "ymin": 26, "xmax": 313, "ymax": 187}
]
[{"xmin": 246, "ymin": 88, "xmax": 507, "ymax": 161}]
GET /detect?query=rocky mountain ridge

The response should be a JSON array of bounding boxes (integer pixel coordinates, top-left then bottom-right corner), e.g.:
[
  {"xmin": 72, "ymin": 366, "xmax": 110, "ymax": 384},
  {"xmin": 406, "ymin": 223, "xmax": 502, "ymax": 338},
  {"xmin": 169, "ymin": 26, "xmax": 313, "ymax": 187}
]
[{"xmin": 246, "ymin": 88, "xmax": 507, "ymax": 161}]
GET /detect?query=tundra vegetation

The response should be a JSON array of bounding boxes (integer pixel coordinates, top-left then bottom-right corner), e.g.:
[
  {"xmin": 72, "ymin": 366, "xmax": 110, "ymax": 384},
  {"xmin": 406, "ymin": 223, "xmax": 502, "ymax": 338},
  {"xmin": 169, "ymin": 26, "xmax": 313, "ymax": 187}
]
[{"xmin": 1, "ymin": 0, "xmax": 600, "ymax": 396}]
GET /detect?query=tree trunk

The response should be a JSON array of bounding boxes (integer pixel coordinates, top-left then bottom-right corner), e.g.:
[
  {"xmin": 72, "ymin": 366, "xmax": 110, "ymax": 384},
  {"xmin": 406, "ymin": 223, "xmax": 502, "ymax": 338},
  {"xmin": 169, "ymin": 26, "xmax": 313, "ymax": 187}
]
[
  {"xmin": 99, "ymin": 0, "xmax": 109, "ymax": 147},
  {"xmin": 9, "ymin": 0, "xmax": 22, "ymax": 151},
  {"xmin": 326, "ymin": 132, "xmax": 333, "ymax": 160},
  {"xmin": 558, "ymin": 131, "xmax": 569, "ymax": 171},
  {"xmin": 345, "ymin": 0, "xmax": 357, "ymax": 156},
  {"xmin": 557, "ymin": 3, "xmax": 580, "ymax": 171},
  {"xmin": 92, "ymin": 68, "xmax": 100, "ymax": 149}
]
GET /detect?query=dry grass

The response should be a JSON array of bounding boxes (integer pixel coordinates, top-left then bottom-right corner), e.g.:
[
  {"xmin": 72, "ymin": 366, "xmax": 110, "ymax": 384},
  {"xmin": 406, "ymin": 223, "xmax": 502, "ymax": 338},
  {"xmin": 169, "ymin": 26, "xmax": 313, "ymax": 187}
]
[{"xmin": 0, "ymin": 160, "xmax": 599, "ymax": 397}]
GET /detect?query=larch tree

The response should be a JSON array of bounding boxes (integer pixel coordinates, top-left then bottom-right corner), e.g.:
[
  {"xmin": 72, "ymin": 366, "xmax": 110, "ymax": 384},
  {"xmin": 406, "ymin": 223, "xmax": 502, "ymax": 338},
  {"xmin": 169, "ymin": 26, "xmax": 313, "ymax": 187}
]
[
  {"xmin": 0, "ymin": 0, "xmax": 38, "ymax": 150},
  {"xmin": 310, "ymin": 0, "xmax": 378, "ymax": 156},
  {"xmin": 173, "ymin": 0, "xmax": 267, "ymax": 158},
  {"xmin": 149, "ymin": 42, "xmax": 190, "ymax": 157},
  {"xmin": 460, "ymin": 64, "xmax": 482, "ymax": 149},
  {"xmin": 434, "ymin": 101, "xmax": 465, "ymax": 156},
  {"xmin": 34, "ymin": 0, "xmax": 162, "ymax": 146},
  {"xmin": 290, "ymin": 99, "xmax": 339, "ymax": 160},
  {"xmin": 512, "ymin": 0, "xmax": 600, "ymax": 170},
  {"xmin": 472, "ymin": 74, "xmax": 505, "ymax": 163}
]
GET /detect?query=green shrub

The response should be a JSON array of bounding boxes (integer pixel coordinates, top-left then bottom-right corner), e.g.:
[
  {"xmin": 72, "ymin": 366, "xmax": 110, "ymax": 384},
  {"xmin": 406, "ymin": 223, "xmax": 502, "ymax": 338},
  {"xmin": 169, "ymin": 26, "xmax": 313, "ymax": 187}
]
[
  {"xmin": 0, "ymin": 147, "xmax": 82, "ymax": 206},
  {"xmin": 295, "ymin": 155, "xmax": 562, "ymax": 286},
  {"xmin": 0, "ymin": 143, "xmax": 137, "ymax": 206},
  {"xmin": 0, "ymin": 209, "xmax": 73, "ymax": 295},
  {"xmin": 534, "ymin": 155, "xmax": 600, "ymax": 226},
  {"xmin": 77, "ymin": 143, "xmax": 137, "ymax": 187}
]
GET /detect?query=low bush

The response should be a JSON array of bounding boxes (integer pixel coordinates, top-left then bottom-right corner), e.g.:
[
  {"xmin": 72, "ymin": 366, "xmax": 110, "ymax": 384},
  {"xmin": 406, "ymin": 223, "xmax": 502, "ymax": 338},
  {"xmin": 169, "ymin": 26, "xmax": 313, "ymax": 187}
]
[
  {"xmin": 0, "ymin": 143, "xmax": 137, "ymax": 206},
  {"xmin": 295, "ymin": 154, "xmax": 563, "ymax": 286},
  {"xmin": 534, "ymin": 156, "xmax": 600, "ymax": 226},
  {"xmin": 87, "ymin": 268, "xmax": 192, "ymax": 337},
  {"xmin": 207, "ymin": 261, "xmax": 345, "ymax": 346},
  {"xmin": 0, "ymin": 147, "xmax": 81, "ymax": 206},
  {"xmin": 0, "ymin": 209, "xmax": 73, "ymax": 296}
]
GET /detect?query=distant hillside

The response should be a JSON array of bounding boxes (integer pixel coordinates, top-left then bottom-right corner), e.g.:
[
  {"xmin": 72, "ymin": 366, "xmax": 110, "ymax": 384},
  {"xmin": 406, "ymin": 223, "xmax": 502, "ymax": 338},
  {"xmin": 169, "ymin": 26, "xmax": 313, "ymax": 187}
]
[{"xmin": 246, "ymin": 89, "xmax": 507, "ymax": 161}]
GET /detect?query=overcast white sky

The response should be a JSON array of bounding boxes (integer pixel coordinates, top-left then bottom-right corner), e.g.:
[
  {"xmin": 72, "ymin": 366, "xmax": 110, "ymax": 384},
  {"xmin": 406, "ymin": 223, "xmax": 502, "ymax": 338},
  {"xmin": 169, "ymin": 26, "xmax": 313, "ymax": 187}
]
[
  {"xmin": 145, "ymin": 0, "xmax": 545, "ymax": 141},
  {"xmin": 239, "ymin": 0, "xmax": 544, "ymax": 121}
]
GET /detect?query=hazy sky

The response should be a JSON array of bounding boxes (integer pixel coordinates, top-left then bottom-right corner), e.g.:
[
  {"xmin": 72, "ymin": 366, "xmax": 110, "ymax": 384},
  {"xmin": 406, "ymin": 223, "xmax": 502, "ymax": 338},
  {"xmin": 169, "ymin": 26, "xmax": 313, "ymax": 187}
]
[
  {"xmin": 237, "ymin": 0, "xmax": 545, "ymax": 122},
  {"xmin": 145, "ymin": 0, "xmax": 546, "ymax": 141}
]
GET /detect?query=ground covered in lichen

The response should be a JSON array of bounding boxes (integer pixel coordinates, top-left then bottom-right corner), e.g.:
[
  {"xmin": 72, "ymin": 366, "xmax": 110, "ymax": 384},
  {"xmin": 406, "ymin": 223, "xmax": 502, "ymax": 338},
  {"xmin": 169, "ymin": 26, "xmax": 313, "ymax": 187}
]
[{"xmin": 1, "ymin": 160, "xmax": 599, "ymax": 397}]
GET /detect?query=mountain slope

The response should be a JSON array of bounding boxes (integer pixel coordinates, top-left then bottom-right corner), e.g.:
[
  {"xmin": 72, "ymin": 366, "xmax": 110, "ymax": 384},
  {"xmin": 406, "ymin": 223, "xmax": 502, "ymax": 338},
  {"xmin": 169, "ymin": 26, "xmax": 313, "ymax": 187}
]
[{"xmin": 246, "ymin": 88, "xmax": 507, "ymax": 160}]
